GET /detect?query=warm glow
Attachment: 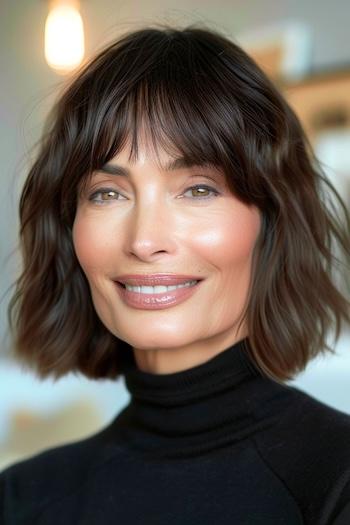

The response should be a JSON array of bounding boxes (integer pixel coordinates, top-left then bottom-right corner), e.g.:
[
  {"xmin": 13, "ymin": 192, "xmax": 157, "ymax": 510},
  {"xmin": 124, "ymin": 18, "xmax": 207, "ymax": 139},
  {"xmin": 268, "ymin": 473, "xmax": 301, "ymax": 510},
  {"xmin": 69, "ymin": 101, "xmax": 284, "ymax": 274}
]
[{"xmin": 45, "ymin": 3, "xmax": 85, "ymax": 73}]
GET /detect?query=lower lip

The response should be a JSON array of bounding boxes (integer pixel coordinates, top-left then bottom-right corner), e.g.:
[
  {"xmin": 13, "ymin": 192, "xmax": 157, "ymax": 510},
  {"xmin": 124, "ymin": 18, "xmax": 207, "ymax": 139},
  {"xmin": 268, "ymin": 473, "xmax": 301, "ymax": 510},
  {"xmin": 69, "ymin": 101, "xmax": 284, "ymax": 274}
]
[{"xmin": 114, "ymin": 280, "xmax": 202, "ymax": 310}]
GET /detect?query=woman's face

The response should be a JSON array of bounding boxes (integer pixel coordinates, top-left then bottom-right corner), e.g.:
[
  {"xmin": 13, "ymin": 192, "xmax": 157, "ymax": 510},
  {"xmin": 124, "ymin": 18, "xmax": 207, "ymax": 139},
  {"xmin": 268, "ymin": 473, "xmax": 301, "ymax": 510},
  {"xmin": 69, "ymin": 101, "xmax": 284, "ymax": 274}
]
[{"xmin": 72, "ymin": 136, "xmax": 262, "ymax": 373}]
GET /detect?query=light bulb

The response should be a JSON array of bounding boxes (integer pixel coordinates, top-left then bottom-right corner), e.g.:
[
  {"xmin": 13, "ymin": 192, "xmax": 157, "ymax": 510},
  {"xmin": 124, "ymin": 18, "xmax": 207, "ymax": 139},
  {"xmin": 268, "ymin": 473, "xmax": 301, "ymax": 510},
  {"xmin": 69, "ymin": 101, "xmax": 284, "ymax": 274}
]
[{"xmin": 45, "ymin": 3, "xmax": 85, "ymax": 73}]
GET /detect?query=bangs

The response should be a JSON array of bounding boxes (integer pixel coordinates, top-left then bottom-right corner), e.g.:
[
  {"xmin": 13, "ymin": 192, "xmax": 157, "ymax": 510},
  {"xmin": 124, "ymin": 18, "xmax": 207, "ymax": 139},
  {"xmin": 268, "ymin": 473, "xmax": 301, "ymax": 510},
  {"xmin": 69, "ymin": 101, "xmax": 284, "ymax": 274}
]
[{"xmin": 71, "ymin": 28, "xmax": 266, "ymax": 202}]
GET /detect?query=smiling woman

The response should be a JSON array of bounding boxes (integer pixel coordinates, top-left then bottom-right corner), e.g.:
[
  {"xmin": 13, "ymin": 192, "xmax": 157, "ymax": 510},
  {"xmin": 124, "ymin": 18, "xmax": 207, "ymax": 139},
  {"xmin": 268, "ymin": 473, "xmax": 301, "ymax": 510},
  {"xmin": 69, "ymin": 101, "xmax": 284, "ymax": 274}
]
[
  {"xmin": 1, "ymin": 23, "xmax": 350, "ymax": 525},
  {"xmin": 73, "ymin": 141, "xmax": 261, "ymax": 373}
]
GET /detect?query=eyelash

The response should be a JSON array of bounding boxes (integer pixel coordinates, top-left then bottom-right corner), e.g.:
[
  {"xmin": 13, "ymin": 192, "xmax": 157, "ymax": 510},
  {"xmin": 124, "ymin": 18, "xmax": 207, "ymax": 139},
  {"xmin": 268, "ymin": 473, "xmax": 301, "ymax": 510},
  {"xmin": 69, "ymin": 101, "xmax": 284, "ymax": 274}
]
[{"xmin": 88, "ymin": 184, "xmax": 220, "ymax": 204}]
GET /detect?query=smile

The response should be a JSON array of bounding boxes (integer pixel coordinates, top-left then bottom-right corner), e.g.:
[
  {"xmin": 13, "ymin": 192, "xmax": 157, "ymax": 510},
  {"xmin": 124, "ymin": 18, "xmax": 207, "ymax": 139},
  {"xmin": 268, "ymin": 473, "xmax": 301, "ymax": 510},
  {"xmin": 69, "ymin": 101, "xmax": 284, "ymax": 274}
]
[{"xmin": 115, "ymin": 279, "xmax": 202, "ymax": 310}]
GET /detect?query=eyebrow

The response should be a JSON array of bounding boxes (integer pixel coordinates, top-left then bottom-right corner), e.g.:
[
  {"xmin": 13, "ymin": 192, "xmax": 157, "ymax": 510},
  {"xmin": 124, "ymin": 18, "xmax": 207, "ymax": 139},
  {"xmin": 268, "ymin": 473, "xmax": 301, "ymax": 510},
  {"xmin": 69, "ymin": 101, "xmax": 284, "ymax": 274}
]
[{"xmin": 98, "ymin": 158, "xmax": 216, "ymax": 176}]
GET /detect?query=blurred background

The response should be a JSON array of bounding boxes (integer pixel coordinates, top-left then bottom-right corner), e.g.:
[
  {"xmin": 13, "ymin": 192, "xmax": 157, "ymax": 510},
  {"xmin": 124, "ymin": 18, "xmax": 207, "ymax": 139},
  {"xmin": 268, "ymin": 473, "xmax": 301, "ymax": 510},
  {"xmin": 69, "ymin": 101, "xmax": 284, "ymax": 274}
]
[{"xmin": 0, "ymin": 0, "xmax": 349, "ymax": 472}]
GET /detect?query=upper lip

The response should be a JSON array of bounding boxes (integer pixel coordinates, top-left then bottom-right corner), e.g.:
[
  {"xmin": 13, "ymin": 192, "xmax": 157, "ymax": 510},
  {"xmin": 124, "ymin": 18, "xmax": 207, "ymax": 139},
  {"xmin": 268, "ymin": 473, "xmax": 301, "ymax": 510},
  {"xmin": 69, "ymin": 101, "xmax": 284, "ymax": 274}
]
[{"xmin": 115, "ymin": 274, "xmax": 204, "ymax": 286}]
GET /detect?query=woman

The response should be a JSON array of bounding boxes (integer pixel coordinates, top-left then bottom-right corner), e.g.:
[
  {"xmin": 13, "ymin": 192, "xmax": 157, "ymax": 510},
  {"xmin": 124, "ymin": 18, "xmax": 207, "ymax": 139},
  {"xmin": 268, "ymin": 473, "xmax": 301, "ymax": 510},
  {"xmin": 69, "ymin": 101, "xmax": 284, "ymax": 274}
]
[{"xmin": 1, "ymin": 24, "xmax": 350, "ymax": 524}]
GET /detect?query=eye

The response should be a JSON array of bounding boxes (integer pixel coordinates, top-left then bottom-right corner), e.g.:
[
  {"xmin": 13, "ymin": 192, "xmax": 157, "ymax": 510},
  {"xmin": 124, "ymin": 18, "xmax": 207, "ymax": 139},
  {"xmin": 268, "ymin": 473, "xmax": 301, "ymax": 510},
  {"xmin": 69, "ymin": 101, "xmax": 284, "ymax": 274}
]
[
  {"xmin": 183, "ymin": 184, "xmax": 219, "ymax": 199},
  {"xmin": 88, "ymin": 188, "xmax": 124, "ymax": 203}
]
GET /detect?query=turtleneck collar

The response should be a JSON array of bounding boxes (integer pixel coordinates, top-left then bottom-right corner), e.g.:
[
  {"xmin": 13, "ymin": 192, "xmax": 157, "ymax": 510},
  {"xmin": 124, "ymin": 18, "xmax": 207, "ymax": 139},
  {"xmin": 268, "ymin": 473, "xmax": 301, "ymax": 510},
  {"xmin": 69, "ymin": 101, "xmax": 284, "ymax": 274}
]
[
  {"xmin": 117, "ymin": 337, "xmax": 271, "ymax": 459},
  {"xmin": 122, "ymin": 337, "xmax": 259, "ymax": 405}
]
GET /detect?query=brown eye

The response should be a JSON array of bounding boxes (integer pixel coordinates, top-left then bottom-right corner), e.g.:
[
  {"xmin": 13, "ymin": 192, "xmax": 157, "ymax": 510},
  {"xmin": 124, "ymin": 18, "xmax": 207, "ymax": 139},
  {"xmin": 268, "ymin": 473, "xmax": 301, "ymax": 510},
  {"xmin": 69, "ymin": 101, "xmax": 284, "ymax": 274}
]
[
  {"xmin": 101, "ymin": 191, "xmax": 119, "ymax": 200},
  {"xmin": 184, "ymin": 185, "xmax": 219, "ymax": 199},
  {"xmin": 89, "ymin": 188, "xmax": 124, "ymax": 203}
]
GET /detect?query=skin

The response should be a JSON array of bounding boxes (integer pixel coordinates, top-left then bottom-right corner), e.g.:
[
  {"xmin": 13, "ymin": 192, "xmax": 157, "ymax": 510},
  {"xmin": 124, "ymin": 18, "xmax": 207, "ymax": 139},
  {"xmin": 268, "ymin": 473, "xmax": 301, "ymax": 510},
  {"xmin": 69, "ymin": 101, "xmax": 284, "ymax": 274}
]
[{"xmin": 72, "ymin": 134, "xmax": 262, "ymax": 374}]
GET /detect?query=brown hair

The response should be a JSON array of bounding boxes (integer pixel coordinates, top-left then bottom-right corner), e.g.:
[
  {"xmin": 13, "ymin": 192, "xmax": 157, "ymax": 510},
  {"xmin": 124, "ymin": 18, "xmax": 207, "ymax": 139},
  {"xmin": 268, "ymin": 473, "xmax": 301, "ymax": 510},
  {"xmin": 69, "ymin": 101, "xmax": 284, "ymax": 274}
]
[{"xmin": 8, "ymin": 24, "xmax": 350, "ymax": 383}]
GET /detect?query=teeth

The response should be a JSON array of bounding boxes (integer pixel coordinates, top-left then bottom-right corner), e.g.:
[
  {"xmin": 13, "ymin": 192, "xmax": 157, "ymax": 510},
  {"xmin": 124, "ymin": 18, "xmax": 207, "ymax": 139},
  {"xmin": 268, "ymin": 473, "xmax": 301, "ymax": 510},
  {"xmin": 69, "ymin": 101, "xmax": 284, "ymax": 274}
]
[{"xmin": 124, "ymin": 280, "xmax": 198, "ymax": 293}]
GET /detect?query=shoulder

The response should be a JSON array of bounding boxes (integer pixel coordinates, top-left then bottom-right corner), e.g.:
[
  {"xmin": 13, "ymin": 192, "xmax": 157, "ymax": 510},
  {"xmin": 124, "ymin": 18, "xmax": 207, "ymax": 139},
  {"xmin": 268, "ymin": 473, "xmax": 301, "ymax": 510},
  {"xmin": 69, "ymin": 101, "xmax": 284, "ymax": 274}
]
[
  {"xmin": 268, "ymin": 383, "xmax": 350, "ymax": 459},
  {"xmin": 252, "ymin": 379, "xmax": 350, "ymax": 460},
  {"xmin": 0, "ymin": 419, "xmax": 123, "ymax": 524},
  {"xmin": 252, "ymin": 381, "xmax": 350, "ymax": 523}
]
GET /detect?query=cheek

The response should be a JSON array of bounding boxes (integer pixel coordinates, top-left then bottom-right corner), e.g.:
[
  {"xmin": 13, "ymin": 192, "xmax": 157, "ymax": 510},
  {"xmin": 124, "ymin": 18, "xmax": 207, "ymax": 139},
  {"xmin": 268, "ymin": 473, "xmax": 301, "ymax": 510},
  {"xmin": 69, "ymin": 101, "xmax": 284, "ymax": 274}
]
[
  {"xmin": 72, "ymin": 214, "xmax": 112, "ymax": 277},
  {"xmin": 190, "ymin": 205, "xmax": 261, "ymax": 271},
  {"xmin": 196, "ymin": 205, "xmax": 261, "ymax": 326}
]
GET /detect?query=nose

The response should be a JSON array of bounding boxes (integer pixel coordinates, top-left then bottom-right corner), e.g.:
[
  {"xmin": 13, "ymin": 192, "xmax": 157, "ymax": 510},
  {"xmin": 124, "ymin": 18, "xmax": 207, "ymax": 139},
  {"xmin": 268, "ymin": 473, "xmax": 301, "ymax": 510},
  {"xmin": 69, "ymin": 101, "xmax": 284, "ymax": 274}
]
[{"xmin": 125, "ymin": 195, "xmax": 176, "ymax": 261}]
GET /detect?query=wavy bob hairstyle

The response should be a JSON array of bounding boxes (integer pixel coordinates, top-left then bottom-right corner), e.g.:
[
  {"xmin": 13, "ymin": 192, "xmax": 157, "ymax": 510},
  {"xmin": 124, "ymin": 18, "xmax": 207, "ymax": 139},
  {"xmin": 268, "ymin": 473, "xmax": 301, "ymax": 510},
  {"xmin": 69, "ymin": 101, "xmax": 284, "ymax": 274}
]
[{"xmin": 8, "ymin": 24, "xmax": 350, "ymax": 384}]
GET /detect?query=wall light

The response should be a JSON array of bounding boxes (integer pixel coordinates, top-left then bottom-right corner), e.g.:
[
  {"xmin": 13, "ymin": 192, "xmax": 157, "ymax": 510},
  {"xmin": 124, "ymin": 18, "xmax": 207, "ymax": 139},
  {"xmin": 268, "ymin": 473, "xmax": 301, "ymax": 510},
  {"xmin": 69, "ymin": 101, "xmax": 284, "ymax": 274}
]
[{"xmin": 44, "ymin": 0, "xmax": 85, "ymax": 74}]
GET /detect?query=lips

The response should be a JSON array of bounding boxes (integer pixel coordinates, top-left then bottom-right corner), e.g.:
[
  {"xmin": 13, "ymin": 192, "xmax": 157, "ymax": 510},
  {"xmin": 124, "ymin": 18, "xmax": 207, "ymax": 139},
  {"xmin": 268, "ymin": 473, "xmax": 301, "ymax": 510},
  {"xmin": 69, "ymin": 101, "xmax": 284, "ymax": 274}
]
[
  {"xmin": 115, "ymin": 277, "xmax": 202, "ymax": 310},
  {"xmin": 115, "ymin": 274, "xmax": 204, "ymax": 286}
]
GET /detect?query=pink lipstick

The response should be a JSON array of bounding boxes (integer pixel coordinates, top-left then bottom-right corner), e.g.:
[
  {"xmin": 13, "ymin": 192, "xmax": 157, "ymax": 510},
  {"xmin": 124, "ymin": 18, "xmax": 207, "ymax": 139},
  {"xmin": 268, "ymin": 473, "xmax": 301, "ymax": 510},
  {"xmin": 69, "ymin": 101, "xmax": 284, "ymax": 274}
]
[{"xmin": 114, "ymin": 277, "xmax": 203, "ymax": 310}]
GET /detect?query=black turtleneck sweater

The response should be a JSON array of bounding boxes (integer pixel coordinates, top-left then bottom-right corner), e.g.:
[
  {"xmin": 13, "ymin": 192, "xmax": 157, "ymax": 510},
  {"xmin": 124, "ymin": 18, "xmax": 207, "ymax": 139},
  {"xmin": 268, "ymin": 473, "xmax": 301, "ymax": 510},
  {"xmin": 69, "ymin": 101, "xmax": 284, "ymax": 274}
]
[{"xmin": 1, "ymin": 337, "xmax": 350, "ymax": 524}]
